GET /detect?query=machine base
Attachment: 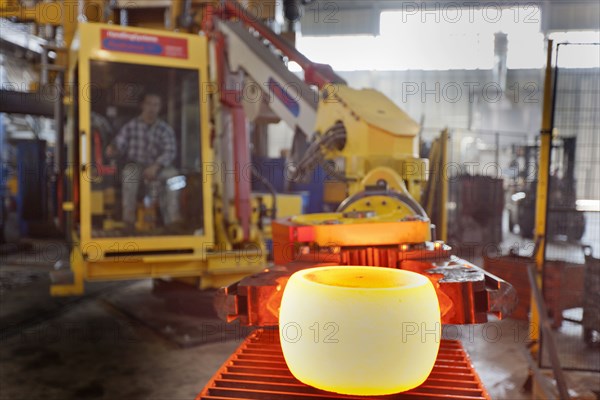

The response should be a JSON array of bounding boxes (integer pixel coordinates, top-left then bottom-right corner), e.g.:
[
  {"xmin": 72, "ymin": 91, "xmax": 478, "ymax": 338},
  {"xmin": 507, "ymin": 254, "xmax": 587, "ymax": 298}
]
[{"xmin": 198, "ymin": 329, "xmax": 491, "ymax": 400}]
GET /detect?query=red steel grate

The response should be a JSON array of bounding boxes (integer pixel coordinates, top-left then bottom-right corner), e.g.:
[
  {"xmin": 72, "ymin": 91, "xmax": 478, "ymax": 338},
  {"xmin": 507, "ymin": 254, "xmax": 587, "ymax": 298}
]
[{"xmin": 198, "ymin": 329, "xmax": 491, "ymax": 400}]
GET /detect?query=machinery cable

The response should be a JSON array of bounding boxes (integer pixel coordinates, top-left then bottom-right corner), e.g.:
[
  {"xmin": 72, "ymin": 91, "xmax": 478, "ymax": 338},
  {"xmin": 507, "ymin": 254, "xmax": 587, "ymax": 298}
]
[
  {"xmin": 251, "ymin": 167, "xmax": 277, "ymax": 220},
  {"xmin": 292, "ymin": 123, "xmax": 347, "ymax": 182}
]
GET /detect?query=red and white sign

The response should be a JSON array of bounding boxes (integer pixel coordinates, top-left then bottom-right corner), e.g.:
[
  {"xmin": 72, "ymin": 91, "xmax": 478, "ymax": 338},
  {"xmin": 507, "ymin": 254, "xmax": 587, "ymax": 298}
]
[{"xmin": 101, "ymin": 29, "xmax": 188, "ymax": 59}]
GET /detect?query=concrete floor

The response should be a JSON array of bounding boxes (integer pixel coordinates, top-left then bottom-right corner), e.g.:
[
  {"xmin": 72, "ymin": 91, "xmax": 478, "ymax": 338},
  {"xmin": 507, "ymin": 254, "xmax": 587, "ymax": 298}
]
[{"xmin": 1, "ymin": 240, "xmax": 599, "ymax": 400}]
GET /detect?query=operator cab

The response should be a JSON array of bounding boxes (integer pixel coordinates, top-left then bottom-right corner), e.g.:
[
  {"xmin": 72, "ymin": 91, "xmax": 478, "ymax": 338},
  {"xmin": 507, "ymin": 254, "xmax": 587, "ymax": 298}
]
[{"xmin": 65, "ymin": 22, "xmax": 213, "ymax": 258}]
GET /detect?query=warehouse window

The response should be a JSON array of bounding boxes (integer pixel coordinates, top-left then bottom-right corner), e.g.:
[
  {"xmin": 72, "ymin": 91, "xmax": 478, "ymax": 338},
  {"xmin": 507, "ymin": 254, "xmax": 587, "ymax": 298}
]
[
  {"xmin": 549, "ymin": 31, "xmax": 600, "ymax": 68},
  {"xmin": 296, "ymin": 5, "xmax": 543, "ymax": 71}
]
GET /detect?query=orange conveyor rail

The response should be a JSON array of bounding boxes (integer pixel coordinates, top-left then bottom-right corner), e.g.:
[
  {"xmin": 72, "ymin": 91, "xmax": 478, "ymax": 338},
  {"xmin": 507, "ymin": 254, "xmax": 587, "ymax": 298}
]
[{"xmin": 197, "ymin": 329, "xmax": 491, "ymax": 400}]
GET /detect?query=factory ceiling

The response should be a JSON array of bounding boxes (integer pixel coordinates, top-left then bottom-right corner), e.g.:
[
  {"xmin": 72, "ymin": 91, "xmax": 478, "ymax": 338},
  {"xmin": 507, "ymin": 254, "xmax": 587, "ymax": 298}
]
[{"xmin": 299, "ymin": 0, "xmax": 600, "ymax": 36}]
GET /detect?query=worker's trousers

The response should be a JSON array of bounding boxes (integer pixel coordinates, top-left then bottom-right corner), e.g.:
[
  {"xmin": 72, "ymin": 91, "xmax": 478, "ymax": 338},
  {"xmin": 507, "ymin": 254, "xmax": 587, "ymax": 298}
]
[{"xmin": 121, "ymin": 163, "xmax": 181, "ymax": 226}]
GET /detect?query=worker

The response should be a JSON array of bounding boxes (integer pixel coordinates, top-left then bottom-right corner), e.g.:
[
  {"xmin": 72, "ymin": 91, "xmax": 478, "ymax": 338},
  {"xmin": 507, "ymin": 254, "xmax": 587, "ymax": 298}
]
[{"xmin": 106, "ymin": 91, "xmax": 182, "ymax": 234}]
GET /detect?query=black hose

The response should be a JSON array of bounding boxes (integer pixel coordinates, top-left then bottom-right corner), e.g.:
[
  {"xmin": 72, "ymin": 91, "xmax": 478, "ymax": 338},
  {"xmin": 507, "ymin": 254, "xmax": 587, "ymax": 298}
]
[
  {"xmin": 251, "ymin": 167, "xmax": 277, "ymax": 220},
  {"xmin": 292, "ymin": 123, "xmax": 347, "ymax": 182}
]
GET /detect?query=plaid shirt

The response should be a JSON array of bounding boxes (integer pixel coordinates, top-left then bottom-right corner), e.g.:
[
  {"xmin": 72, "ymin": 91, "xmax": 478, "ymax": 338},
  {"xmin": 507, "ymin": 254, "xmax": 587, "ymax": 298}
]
[{"xmin": 114, "ymin": 117, "xmax": 176, "ymax": 167}]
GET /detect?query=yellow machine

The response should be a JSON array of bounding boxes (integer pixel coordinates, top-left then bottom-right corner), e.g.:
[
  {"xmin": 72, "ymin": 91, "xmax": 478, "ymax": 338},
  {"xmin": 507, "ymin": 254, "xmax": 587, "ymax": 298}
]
[
  {"xmin": 52, "ymin": 23, "xmax": 269, "ymax": 295},
  {"xmin": 43, "ymin": 0, "xmax": 434, "ymax": 296},
  {"xmin": 303, "ymin": 85, "xmax": 427, "ymax": 202}
]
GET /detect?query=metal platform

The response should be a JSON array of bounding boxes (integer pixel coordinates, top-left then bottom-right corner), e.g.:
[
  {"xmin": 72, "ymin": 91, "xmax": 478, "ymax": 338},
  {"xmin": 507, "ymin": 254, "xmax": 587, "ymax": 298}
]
[{"xmin": 198, "ymin": 329, "xmax": 491, "ymax": 400}]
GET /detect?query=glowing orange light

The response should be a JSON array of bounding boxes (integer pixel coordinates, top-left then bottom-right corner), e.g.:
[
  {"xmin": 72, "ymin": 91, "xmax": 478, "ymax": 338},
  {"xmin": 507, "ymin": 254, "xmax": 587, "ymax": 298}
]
[
  {"xmin": 266, "ymin": 277, "xmax": 289, "ymax": 319},
  {"xmin": 279, "ymin": 266, "xmax": 441, "ymax": 396},
  {"xmin": 428, "ymin": 273, "xmax": 454, "ymax": 319}
]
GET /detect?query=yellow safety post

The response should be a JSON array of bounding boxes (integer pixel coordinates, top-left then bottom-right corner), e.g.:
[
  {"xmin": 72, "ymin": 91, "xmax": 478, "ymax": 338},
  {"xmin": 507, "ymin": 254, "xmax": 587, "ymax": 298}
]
[
  {"xmin": 423, "ymin": 130, "xmax": 448, "ymax": 241},
  {"xmin": 530, "ymin": 40, "xmax": 554, "ymax": 356},
  {"xmin": 440, "ymin": 129, "xmax": 449, "ymax": 242}
]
